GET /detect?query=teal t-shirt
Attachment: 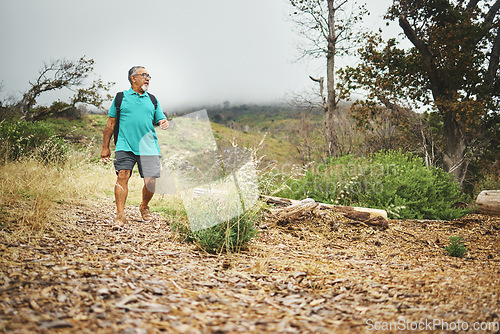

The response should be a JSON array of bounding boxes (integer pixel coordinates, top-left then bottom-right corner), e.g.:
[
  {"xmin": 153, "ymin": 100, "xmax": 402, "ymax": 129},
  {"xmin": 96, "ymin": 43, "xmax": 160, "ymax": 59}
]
[{"xmin": 109, "ymin": 88, "xmax": 166, "ymax": 156}]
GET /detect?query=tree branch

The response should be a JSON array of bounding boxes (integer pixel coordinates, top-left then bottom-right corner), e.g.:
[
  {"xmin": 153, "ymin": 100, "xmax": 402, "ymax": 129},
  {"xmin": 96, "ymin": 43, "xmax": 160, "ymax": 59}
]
[
  {"xmin": 467, "ymin": 0, "xmax": 500, "ymax": 47},
  {"xmin": 486, "ymin": 28, "xmax": 500, "ymax": 89},
  {"xmin": 466, "ymin": 0, "xmax": 480, "ymax": 11},
  {"xmin": 485, "ymin": 0, "xmax": 500, "ymax": 26},
  {"xmin": 333, "ymin": 0, "xmax": 348, "ymax": 12},
  {"xmin": 398, "ymin": 15, "xmax": 442, "ymax": 96}
]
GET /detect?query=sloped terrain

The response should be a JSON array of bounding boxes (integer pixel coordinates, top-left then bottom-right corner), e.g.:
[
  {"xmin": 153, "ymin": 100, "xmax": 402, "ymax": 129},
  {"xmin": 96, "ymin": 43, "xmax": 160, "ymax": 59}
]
[{"xmin": 1, "ymin": 199, "xmax": 499, "ymax": 333}]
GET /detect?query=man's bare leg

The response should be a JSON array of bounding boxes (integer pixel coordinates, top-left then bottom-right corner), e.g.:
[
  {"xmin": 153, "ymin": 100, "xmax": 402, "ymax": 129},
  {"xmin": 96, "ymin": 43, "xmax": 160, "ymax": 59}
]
[
  {"xmin": 114, "ymin": 169, "xmax": 131, "ymax": 226},
  {"xmin": 140, "ymin": 177, "xmax": 156, "ymax": 221}
]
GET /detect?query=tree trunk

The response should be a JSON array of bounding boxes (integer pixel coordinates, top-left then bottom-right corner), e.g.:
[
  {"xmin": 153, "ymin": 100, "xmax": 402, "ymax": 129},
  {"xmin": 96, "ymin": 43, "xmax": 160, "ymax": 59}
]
[
  {"xmin": 442, "ymin": 113, "xmax": 468, "ymax": 185},
  {"xmin": 325, "ymin": 0, "xmax": 338, "ymax": 157},
  {"xmin": 398, "ymin": 15, "xmax": 474, "ymax": 185},
  {"xmin": 476, "ymin": 190, "xmax": 500, "ymax": 216}
]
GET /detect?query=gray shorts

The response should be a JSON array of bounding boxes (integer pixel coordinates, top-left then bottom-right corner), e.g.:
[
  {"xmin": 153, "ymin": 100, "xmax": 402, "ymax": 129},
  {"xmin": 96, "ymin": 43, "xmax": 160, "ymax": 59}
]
[{"xmin": 114, "ymin": 151, "xmax": 161, "ymax": 178}]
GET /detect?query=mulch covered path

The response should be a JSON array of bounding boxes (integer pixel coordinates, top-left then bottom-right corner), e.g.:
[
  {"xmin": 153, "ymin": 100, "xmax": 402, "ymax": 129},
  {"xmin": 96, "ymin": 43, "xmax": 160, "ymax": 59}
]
[{"xmin": 1, "ymin": 199, "xmax": 499, "ymax": 333}]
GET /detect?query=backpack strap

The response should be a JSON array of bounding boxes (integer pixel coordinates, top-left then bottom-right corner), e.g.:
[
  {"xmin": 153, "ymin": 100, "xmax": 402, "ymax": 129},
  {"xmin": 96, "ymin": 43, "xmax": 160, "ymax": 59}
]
[
  {"xmin": 112, "ymin": 92, "xmax": 124, "ymax": 145},
  {"xmin": 148, "ymin": 93, "xmax": 158, "ymax": 110}
]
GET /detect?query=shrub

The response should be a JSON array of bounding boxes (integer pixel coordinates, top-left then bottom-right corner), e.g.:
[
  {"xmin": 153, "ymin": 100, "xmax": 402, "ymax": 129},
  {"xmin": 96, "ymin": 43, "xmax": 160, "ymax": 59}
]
[
  {"xmin": 33, "ymin": 135, "xmax": 70, "ymax": 164},
  {"xmin": 444, "ymin": 236, "xmax": 468, "ymax": 258},
  {"xmin": 277, "ymin": 150, "xmax": 469, "ymax": 220},
  {"xmin": 0, "ymin": 120, "xmax": 69, "ymax": 163},
  {"xmin": 172, "ymin": 205, "xmax": 260, "ymax": 254},
  {"xmin": 359, "ymin": 150, "xmax": 469, "ymax": 220},
  {"xmin": 277, "ymin": 154, "xmax": 359, "ymax": 204}
]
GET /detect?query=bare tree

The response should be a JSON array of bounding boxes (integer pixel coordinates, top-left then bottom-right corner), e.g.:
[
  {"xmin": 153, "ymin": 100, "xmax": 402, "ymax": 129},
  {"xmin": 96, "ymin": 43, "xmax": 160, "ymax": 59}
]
[
  {"xmin": 286, "ymin": 87, "xmax": 327, "ymax": 162},
  {"xmin": 289, "ymin": 0, "xmax": 368, "ymax": 157},
  {"xmin": 289, "ymin": 111, "xmax": 322, "ymax": 164},
  {"xmin": 331, "ymin": 102, "xmax": 360, "ymax": 156}
]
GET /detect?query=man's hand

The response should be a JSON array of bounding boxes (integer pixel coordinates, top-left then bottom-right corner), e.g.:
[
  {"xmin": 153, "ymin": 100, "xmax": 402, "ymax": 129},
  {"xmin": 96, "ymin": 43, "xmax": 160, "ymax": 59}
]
[
  {"xmin": 159, "ymin": 119, "xmax": 169, "ymax": 130},
  {"xmin": 101, "ymin": 147, "xmax": 111, "ymax": 164}
]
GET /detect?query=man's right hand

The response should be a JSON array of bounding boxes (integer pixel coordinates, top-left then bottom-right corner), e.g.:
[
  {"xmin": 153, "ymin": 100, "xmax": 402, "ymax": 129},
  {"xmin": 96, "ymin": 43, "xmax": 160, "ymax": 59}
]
[{"xmin": 101, "ymin": 147, "xmax": 111, "ymax": 164}]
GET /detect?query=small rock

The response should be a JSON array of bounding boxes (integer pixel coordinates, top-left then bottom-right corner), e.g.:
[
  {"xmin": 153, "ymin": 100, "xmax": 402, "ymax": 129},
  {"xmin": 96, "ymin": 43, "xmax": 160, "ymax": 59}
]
[
  {"xmin": 39, "ymin": 320, "xmax": 73, "ymax": 330},
  {"xmin": 97, "ymin": 287, "xmax": 110, "ymax": 296}
]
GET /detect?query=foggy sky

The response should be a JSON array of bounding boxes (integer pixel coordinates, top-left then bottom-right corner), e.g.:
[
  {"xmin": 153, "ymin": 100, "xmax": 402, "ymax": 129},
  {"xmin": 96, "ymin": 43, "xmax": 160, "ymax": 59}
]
[{"xmin": 0, "ymin": 0, "xmax": 399, "ymax": 110}]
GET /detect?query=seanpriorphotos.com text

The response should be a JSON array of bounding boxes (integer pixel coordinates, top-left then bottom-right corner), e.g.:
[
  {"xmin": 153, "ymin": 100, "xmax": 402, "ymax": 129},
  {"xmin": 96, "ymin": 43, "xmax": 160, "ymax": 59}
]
[{"xmin": 366, "ymin": 318, "xmax": 499, "ymax": 331}]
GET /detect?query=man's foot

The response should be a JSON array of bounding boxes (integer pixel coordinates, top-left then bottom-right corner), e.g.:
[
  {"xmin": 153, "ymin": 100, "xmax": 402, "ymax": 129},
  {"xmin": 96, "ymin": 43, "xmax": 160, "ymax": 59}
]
[
  {"xmin": 113, "ymin": 213, "xmax": 127, "ymax": 230},
  {"xmin": 139, "ymin": 205, "xmax": 153, "ymax": 222}
]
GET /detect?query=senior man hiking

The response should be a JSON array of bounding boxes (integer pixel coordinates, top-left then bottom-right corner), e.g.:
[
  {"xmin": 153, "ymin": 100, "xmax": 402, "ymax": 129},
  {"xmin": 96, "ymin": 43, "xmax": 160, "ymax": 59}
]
[{"xmin": 101, "ymin": 66, "xmax": 169, "ymax": 229}]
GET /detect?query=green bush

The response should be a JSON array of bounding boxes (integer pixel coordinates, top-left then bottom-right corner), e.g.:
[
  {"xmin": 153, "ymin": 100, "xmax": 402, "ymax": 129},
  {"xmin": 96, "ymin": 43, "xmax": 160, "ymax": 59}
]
[
  {"xmin": 444, "ymin": 236, "xmax": 468, "ymax": 258},
  {"xmin": 0, "ymin": 120, "xmax": 69, "ymax": 163},
  {"xmin": 277, "ymin": 150, "xmax": 469, "ymax": 220},
  {"xmin": 172, "ymin": 205, "xmax": 260, "ymax": 254},
  {"xmin": 277, "ymin": 154, "xmax": 360, "ymax": 204},
  {"xmin": 360, "ymin": 151, "xmax": 469, "ymax": 220}
]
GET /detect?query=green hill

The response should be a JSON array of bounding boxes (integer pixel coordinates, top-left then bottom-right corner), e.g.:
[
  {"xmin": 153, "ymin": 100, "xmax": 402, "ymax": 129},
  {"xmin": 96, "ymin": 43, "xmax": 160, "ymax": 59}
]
[{"xmin": 44, "ymin": 110, "xmax": 304, "ymax": 166}]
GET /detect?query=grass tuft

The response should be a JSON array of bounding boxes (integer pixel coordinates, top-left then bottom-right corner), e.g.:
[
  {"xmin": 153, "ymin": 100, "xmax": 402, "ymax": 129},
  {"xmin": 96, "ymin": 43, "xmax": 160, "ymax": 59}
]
[
  {"xmin": 444, "ymin": 235, "xmax": 468, "ymax": 258},
  {"xmin": 171, "ymin": 203, "xmax": 261, "ymax": 254}
]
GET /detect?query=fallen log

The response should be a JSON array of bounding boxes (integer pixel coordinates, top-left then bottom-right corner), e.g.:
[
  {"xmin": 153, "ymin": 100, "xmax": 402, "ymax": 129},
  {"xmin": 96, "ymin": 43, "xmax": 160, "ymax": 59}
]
[
  {"xmin": 271, "ymin": 200, "xmax": 319, "ymax": 220},
  {"xmin": 476, "ymin": 190, "xmax": 500, "ymax": 216},
  {"xmin": 262, "ymin": 195, "xmax": 389, "ymax": 229},
  {"xmin": 262, "ymin": 195, "xmax": 387, "ymax": 219}
]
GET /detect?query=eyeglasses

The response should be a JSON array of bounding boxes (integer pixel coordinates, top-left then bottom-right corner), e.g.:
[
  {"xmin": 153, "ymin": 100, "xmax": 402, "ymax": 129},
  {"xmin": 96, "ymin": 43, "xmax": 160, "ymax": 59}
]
[{"xmin": 135, "ymin": 73, "xmax": 151, "ymax": 80}]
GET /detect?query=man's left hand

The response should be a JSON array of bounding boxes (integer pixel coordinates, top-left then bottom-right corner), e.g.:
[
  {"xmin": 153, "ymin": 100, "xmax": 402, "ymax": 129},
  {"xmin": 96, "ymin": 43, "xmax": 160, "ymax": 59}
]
[{"xmin": 159, "ymin": 119, "xmax": 169, "ymax": 130}]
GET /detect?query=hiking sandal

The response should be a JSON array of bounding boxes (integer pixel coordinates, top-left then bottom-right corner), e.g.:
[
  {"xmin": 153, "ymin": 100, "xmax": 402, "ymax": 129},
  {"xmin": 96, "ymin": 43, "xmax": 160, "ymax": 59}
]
[{"xmin": 140, "ymin": 205, "xmax": 152, "ymax": 222}]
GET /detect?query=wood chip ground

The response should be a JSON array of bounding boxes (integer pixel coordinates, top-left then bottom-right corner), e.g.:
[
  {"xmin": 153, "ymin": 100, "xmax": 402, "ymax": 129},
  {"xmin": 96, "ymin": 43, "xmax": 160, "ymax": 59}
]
[{"xmin": 1, "ymin": 199, "xmax": 499, "ymax": 333}]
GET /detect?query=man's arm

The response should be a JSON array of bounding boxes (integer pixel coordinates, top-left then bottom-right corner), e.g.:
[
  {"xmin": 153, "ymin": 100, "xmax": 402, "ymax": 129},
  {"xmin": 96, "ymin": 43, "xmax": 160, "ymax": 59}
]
[
  {"xmin": 101, "ymin": 117, "xmax": 116, "ymax": 163},
  {"xmin": 153, "ymin": 101, "xmax": 166, "ymax": 125}
]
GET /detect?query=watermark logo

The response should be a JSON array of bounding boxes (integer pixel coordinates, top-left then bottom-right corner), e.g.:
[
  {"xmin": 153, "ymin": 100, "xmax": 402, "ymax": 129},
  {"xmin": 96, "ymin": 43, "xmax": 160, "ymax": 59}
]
[
  {"xmin": 366, "ymin": 318, "xmax": 499, "ymax": 332},
  {"xmin": 141, "ymin": 109, "xmax": 258, "ymax": 231}
]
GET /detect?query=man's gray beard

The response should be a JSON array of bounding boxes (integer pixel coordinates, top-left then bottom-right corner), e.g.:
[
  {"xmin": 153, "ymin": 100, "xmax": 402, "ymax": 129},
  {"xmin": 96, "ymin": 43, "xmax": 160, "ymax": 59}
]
[{"xmin": 141, "ymin": 84, "xmax": 149, "ymax": 92}]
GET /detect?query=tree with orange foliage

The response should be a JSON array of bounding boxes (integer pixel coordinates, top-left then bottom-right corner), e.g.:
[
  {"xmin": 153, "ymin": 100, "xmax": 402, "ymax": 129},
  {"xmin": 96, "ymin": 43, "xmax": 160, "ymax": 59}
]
[{"xmin": 341, "ymin": 0, "xmax": 499, "ymax": 185}]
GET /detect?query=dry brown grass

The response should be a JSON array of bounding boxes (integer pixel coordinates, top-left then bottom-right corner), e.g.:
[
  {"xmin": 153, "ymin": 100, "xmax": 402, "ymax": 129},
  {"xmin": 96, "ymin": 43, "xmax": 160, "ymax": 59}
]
[{"xmin": 0, "ymin": 155, "xmax": 115, "ymax": 244}]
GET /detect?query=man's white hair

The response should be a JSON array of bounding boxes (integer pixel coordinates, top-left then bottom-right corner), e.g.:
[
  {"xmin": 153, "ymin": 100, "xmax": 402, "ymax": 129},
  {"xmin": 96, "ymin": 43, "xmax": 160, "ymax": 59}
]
[{"xmin": 128, "ymin": 66, "xmax": 145, "ymax": 84}]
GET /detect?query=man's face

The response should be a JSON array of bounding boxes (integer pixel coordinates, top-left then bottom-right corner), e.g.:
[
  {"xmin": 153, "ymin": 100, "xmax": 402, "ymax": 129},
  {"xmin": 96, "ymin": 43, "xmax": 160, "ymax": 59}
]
[{"xmin": 132, "ymin": 68, "xmax": 151, "ymax": 92}]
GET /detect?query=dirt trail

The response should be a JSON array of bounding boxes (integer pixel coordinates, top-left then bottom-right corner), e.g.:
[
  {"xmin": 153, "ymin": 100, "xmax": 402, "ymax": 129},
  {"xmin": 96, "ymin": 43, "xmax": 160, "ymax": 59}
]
[{"xmin": 1, "ymin": 199, "xmax": 499, "ymax": 333}]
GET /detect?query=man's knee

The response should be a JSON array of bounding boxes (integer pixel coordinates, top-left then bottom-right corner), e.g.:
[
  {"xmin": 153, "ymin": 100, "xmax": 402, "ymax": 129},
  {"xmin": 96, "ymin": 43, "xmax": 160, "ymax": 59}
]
[
  {"xmin": 144, "ymin": 177, "xmax": 156, "ymax": 192},
  {"xmin": 117, "ymin": 169, "xmax": 131, "ymax": 181}
]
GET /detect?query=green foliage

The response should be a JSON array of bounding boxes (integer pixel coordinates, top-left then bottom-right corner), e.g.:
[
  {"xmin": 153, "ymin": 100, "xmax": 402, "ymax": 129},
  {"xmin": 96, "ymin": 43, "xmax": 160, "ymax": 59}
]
[
  {"xmin": 360, "ymin": 150, "xmax": 469, "ymax": 220},
  {"xmin": 277, "ymin": 150, "xmax": 469, "ymax": 220},
  {"xmin": 206, "ymin": 104, "xmax": 318, "ymax": 128},
  {"xmin": 33, "ymin": 101, "xmax": 83, "ymax": 121},
  {"xmin": 472, "ymin": 168, "xmax": 500, "ymax": 200},
  {"xmin": 278, "ymin": 154, "xmax": 359, "ymax": 205},
  {"xmin": 0, "ymin": 120, "xmax": 69, "ymax": 163},
  {"xmin": 342, "ymin": 1, "xmax": 500, "ymax": 182},
  {"xmin": 172, "ymin": 206, "xmax": 260, "ymax": 254},
  {"xmin": 444, "ymin": 236, "xmax": 468, "ymax": 258}
]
